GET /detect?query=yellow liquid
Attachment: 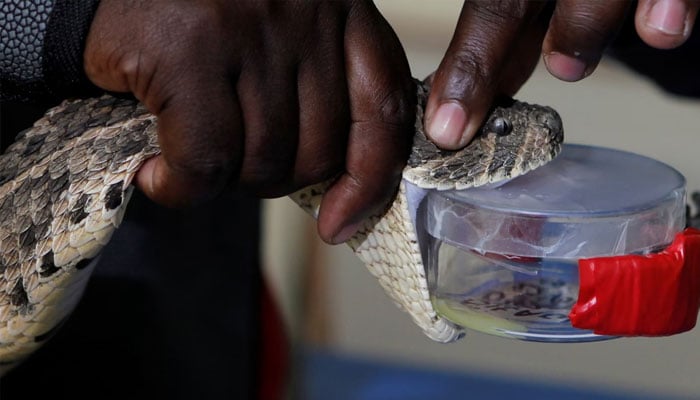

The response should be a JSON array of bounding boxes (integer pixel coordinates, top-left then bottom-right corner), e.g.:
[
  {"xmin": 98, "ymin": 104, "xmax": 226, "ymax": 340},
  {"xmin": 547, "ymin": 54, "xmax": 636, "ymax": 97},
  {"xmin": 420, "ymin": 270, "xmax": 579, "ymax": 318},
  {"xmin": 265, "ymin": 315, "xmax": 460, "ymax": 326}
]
[{"xmin": 432, "ymin": 297, "xmax": 527, "ymax": 338}]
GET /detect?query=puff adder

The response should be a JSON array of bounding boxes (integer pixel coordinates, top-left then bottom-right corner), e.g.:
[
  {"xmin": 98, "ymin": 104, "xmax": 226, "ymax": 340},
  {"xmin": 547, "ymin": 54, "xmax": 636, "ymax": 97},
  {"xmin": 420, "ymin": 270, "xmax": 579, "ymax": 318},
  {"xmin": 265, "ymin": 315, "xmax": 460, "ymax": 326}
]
[{"xmin": 0, "ymin": 80, "xmax": 563, "ymax": 374}]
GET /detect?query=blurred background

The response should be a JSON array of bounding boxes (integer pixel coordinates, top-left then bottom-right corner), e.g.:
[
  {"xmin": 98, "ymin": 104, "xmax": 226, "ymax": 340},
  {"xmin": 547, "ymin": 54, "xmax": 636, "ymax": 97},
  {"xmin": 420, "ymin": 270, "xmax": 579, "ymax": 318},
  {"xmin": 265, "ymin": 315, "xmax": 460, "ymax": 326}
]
[{"xmin": 262, "ymin": 1, "xmax": 700, "ymax": 399}]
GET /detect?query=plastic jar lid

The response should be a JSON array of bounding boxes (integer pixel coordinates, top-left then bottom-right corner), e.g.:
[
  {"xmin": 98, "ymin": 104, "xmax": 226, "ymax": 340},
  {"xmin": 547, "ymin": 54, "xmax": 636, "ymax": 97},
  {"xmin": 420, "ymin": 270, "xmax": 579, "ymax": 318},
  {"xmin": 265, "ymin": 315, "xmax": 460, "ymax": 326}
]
[{"xmin": 424, "ymin": 144, "xmax": 687, "ymax": 258}]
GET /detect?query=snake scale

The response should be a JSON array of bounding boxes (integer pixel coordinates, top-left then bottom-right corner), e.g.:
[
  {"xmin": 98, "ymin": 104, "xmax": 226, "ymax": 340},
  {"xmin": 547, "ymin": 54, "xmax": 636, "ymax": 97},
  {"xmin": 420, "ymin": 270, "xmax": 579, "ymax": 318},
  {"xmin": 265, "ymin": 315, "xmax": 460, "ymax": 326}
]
[{"xmin": 0, "ymin": 80, "xmax": 563, "ymax": 374}]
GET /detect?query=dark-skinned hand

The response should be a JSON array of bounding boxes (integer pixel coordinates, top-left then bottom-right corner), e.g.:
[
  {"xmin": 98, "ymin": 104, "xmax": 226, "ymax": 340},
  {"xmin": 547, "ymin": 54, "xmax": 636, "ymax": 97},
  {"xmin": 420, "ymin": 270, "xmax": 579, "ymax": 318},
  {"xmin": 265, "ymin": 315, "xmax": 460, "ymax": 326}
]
[
  {"xmin": 427, "ymin": 0, "xmax": 699, "ymax": 149},
  {"xmin": 84, "ymin": 0, "xmax": 415, "ymax": 244}
]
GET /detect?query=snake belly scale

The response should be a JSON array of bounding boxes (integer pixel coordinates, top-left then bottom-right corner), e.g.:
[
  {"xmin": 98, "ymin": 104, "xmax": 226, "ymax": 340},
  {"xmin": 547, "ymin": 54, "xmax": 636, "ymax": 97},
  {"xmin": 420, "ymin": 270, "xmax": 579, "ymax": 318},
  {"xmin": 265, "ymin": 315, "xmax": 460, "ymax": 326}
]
[{"xmin": 0, "ymin": 80, "xmax": 563, "ymax": 373}]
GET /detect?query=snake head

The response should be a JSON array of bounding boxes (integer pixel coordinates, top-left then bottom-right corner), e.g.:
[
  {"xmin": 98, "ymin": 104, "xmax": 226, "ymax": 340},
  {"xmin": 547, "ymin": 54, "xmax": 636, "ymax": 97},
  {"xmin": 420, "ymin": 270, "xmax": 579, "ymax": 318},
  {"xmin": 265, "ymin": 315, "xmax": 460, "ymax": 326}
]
[
  {"xmin": 405, "ymin": 94, "xmax": 564, "ymax": 191},
  {"xmin": 487, "ymin": 96, "xmax": 564, "ymax": 154}
]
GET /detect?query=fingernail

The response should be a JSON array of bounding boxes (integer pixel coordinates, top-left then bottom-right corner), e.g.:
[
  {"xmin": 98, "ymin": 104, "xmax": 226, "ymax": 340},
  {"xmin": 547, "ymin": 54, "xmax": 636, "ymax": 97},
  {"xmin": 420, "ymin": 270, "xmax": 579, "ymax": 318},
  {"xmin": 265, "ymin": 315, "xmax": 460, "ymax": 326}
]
[
  {"xmin": 646, "ymin": 0, "xmax": 688, "ymax": 35},
  {"xmin": 543, "ymin": 52, "xmax": 589, "ymax": 82},
  {"xmin": 332, "ymin": 221, "xmax": 362, "ymax": 244},
  {"xmin": 135, "ymin": 156, "xmax": 158, "ymax": 196},
  {"xmin": 426, "ymin": 102, "xmax": 469, "ymax": 149}
]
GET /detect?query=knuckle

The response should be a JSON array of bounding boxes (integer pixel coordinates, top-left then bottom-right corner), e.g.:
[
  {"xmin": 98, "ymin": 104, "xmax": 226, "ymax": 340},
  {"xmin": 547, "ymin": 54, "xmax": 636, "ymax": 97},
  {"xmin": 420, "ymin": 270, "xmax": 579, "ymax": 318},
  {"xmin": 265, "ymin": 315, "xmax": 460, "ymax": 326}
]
[
  {"xmin": 375, "ymin": 87, "xmax": 414, "ymax": 126},
  {"xmin": 465, "ymin": 0, "xmax": 532, "ymax": 23},
  {"xmin": 168, "ymin": 2, "xmax": 223, "ymax": 34},
  {"xmin": 294, "ymin": 155, "xmax": 344, "ymax": 189},
  {"xmin": 550, "ymin": 3, "xmax": 626, "ymax": 55},
  {"xmin": 237, "ymin": 124, "xmax": 299, "ymax": 194},
  {"xmin": 157, "ymin": 3, "xmax": 228, "ymax": 60},
  {"xmin": 239, "ymin": 153, "xmax": 296, "ymax": 195},
  {"xmin": 445, "ymin": 45, "xmax": 494, "ymax": 96},
  {"xmin": 350, "ymin": 166, "xmax": 399, "ymax": 210},
  {"xmin": 168, "ymin": 152, "xmax": 232, "ymax": 183},
  {"xmin": 153, "ymin": 153, "xmax": 233, "ymax": 206},
  {"xmin": 558, "ymin": 11, "xmax": 609, "ymax": 41},
  {"xmin": 370, "ymin": 82, "xmax": 416, "ymax": 126},
  {"xmin": 114, "ymin": 49, "xmax": 156, "ymax": 93}
]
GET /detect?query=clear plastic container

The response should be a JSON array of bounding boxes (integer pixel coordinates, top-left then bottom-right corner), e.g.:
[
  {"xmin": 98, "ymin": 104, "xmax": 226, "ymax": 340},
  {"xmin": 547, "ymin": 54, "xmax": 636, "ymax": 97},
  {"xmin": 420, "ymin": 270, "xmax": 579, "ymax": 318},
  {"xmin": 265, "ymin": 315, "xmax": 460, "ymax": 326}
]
[{"xmin": 419, "ymin": 144, "xmax": 686, "ymax": 342}]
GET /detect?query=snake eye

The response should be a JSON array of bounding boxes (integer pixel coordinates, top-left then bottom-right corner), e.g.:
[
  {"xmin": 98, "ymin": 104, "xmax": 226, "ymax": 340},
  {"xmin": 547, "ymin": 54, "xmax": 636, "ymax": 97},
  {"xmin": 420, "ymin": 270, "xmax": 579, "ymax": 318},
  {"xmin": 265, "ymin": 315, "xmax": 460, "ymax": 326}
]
[{"xmin": 488, "ymin": 117, "xmax": 512, "ymax": 136}]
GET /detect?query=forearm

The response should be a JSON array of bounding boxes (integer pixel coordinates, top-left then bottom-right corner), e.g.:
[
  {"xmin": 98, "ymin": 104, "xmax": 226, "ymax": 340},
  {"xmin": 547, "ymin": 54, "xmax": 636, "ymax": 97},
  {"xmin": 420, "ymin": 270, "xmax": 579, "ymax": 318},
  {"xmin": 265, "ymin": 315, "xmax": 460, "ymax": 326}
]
[{"xmin": 1, "ymin": 0, "xmax": 101, "ymax": 103}]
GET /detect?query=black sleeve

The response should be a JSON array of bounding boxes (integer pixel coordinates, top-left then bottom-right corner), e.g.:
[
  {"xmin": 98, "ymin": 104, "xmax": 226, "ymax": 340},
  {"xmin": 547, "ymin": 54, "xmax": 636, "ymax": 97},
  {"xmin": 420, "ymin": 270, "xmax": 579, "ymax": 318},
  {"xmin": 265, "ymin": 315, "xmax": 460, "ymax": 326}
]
[
  {"xmin": 1, "ymin": 0, "xmax": 101, "ymax": 103},
  {"xmin": 608, "ymin": 15, "xmax": 700, "ymax": 98}
]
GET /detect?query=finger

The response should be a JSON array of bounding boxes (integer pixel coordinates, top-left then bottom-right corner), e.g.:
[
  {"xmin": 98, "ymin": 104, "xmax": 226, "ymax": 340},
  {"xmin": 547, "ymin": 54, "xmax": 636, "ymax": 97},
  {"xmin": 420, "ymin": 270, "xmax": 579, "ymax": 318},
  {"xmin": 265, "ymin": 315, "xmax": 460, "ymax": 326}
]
[
  {"xmin": 235, "ymin": 60, "xmax": 300, "ymax": 198},
  {"xmin": 543, "ymin": 0, "xmax": 631, "ymax": 82},
  {"xmin": 293, "ymin": 28, "xmax": 350, "ymax": 189},
  {"xmin": 317, "ymin": 4, "xmax": 415, "ymax": 244},
  {"xmin": 498, "ymin": 7, "xmax": 552, "ymax": 96},
  {"xmin": 426, "ymin": 1, "xmax": 545, "ymax": 150},
  {"xmin": 635, "ymin": 0, "xmax": 699, "ymax": 49},
  {"xmin": 135, "ymin": 65, "xmax": 242, "ymax": 207}
]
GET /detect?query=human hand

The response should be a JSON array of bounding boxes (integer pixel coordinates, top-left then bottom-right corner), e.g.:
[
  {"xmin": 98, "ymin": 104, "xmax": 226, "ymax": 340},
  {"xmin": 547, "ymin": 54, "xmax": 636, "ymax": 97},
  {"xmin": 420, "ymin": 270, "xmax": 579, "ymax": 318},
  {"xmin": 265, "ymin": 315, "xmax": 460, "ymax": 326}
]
[
  {"xmin": 426, "ymin": 0, "xmax": 699, "ymax": 150},
  {"xmin": 84, "ymin": 0, "xmax": 415, "ymax": 244}
]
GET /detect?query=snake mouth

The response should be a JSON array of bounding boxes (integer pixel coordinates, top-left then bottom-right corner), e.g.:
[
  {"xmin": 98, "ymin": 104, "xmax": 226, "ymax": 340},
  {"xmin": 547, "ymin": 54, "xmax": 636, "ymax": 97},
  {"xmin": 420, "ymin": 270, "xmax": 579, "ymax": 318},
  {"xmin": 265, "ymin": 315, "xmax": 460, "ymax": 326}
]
[{"xmin": 543, "ymin": 107, "xmax": 564, "ymax": 146}]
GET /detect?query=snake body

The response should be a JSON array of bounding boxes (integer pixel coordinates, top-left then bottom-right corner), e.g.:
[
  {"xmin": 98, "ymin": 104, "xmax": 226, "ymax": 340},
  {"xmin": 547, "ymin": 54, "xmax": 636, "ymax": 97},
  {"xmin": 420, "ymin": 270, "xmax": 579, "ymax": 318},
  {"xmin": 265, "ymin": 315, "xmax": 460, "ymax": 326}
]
[{"xmin": 0, "ymin": 81, "xmax": 563, "ymax": 373}]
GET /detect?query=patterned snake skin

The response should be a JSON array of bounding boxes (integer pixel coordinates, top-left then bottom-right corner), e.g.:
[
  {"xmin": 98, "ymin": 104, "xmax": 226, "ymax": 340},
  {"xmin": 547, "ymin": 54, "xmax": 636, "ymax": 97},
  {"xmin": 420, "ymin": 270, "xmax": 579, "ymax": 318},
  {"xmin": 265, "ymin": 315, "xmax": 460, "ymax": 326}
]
[{"xmin": 0, "ymin": 80, "xmax": 563, "ymax": 373}]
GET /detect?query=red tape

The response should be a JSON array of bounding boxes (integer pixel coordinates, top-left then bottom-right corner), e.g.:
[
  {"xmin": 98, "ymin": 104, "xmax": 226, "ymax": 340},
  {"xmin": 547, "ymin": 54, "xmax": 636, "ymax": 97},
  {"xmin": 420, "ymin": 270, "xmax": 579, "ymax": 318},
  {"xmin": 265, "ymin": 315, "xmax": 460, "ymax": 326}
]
[{"xmin": 570, "ymin": 228, "xmax": 700, "ymax": 336}]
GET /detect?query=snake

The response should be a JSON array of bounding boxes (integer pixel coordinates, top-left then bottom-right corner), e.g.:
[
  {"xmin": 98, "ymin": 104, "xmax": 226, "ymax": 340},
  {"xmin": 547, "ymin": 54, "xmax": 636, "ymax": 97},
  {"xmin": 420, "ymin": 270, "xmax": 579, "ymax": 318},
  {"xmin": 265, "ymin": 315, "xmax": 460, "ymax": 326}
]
[{"xmin": 0, "ymin": 79, "xmax": 563, "ymax": 374}]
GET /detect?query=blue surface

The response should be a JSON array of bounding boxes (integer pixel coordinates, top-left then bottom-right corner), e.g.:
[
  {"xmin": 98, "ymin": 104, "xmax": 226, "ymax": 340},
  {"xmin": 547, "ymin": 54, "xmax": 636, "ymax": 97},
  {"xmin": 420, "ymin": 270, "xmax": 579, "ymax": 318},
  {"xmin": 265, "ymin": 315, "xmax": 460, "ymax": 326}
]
[{"xmin": 302, "ymin": 349, "xmax": 681, "ymax": 400}]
